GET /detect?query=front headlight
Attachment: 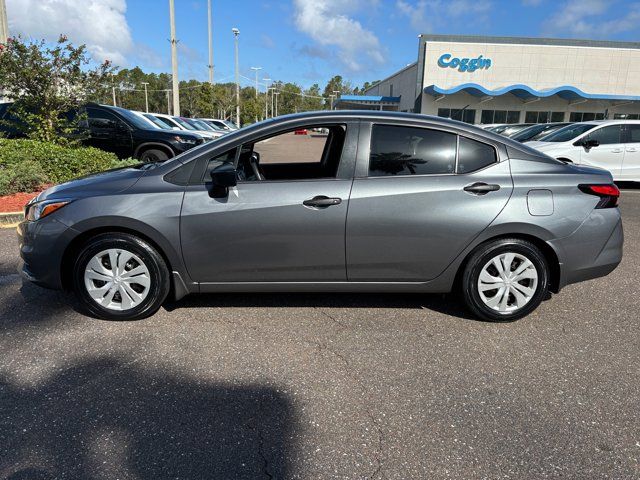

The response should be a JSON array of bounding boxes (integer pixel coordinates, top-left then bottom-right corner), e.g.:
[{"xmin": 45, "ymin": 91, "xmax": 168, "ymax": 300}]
[
  {"xmin": 25, "ymin": 199, "xmax": 71, "ymax": 221},
  {"xmin": 172, "ymin": 135, "xmax": 197, "ymax": 145}
]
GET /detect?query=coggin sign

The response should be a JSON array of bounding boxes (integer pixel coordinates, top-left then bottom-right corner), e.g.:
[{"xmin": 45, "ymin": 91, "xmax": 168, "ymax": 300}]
[{"xmin": 438, "ymin": 54, "xmax": 492, "ymax": 72}]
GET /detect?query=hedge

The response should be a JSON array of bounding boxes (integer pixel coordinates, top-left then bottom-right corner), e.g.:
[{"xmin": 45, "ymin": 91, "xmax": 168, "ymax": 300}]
[{"xmin": 0, "ymin": 139, "xmax": 139, "ymax": 195}]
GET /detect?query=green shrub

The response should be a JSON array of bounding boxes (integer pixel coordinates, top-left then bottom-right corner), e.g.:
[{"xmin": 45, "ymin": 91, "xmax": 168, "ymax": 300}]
[{"xmin": 0, "ymin": 139, "xmax": 138, "ymax": 195}]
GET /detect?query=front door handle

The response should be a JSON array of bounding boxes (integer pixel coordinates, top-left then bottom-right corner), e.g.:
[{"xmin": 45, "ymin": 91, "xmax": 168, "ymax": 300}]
[
  {"xmin": 303, "ymin": 195, "xmax": 342, "ymax": 208},
  {"xmin": 610, "ymin": 148, "xmax": 624, "ymax": 153},
  {"xmin": 463, "ymin": 182, "xmax": 501, "ymax": 195},
  {"xmin": 626, "ymin": 148, "xmax": 638, "ymax": 152}
]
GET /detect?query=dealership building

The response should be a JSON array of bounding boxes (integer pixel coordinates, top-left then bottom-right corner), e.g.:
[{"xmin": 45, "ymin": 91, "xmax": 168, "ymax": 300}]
[{"xmin": 335, "ymin": 35, "xmax": 640, "ymax": 124}]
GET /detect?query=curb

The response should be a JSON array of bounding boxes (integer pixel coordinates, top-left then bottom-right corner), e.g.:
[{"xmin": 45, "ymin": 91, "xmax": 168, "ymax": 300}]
[{"xmin": 0, "ymin": 212, "xmax": 22, "ymax": 227}]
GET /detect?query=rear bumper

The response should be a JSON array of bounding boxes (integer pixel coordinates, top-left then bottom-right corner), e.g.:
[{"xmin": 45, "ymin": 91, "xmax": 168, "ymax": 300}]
[
  {"xmin": 17, "ymin": 217, "xmax": 77, "ymax": 290},
  {"xmin": 550, "ymin": 209, "xmax": 623, "ymax": 290}
]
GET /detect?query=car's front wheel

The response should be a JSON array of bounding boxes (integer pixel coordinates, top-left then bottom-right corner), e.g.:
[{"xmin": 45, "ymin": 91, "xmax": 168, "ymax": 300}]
[
  {"xmin": 73, "ymin": 233, "xmax": 170, "ymax": 320},
  {"xmin": 462, "ymin": 238, "xmax": 549, "ymax": 322},
  {"xmin": 140, "ymin": 148, "xmax": 170, "ymax": 163}
]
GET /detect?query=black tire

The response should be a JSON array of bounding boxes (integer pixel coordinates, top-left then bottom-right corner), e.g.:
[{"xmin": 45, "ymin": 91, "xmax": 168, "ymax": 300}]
[
  {"xmin": 73, "ymin": 233, "xmax": 170, "ymax": 320},
  {"xmin": 140, "ymin": 148, "xmax": 170, "ymax": 163},
  {"xmin": 461, "ymin": 238, "xmax": 549, "ymax": 322}
]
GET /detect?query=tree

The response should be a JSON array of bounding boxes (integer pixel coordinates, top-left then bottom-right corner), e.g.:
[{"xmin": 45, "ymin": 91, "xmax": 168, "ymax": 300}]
[{"xmin": 0, "ymin": 35, "xmax": 115, "ymax": 143}]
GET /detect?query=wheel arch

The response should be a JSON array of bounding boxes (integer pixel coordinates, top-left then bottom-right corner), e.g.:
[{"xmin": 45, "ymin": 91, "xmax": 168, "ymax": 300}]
[
  {"xmin": 453, "ymin": 231, "xmax": 561, "ymax": 294},
  {"xmin": 133, "ymin": 142, "xmax": 175, "ymax": 159}
]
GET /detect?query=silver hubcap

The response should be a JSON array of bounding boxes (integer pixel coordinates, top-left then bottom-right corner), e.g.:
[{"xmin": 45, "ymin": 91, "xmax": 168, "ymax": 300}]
[
  {"xmin": 478, "ymin": 252, "xmax": 538, "ymax": 314},
  {"xmin": 84, "ymin": 249, "xmax": 151, "ymax": 311}
]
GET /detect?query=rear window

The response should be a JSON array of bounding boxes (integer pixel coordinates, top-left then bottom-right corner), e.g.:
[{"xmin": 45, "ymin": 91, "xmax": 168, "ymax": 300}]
[
  {"xmin": 540, "ymin": 123, "xmax": 596, "ymax": 142},
  {"xmin": 369, "ymin": 125, "xmax": 457, "ymax": 176}
]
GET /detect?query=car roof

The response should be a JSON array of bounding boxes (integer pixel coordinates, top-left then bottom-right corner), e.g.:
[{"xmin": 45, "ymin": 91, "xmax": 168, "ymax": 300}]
[{"xmin": 580, "ymin": 119, "xmax": 640, "ymax": 126}]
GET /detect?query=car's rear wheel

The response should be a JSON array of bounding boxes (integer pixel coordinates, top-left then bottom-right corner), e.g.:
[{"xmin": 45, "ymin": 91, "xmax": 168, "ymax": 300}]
[
  {"xmin": 140, "ymin": 148, "xmax": 170, "ymax": 163},
  {"xmin": 462, "ymin": 238, "xmax": 549, "ymax": 322},
  {"xmin": 73, "ymin": 233, "xmax": 170, "ymax": 320}
]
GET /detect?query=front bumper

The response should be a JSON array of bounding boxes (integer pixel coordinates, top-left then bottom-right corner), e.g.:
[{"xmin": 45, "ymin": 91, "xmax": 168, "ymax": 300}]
[
  {"xmin": 550, "ymin": 208, "xmax": 623, "ymax": 290},
  {"xmin": 17, "ymin": 217, "xmax": 77, "ymax": 290}
]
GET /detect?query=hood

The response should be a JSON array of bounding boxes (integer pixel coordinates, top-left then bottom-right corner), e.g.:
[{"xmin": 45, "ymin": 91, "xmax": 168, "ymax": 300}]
[{"xmin": 36, "ymin": 165, "xmax": 146, "ymax": 202}]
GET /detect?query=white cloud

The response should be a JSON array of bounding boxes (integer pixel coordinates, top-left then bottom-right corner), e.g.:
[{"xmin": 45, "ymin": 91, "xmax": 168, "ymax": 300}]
[
  {"xmin": 293, "ymin": 0, "xmax": 385, "ymax": 73},
  {"xmin": 5, "ymin": 0, "xmax": 133, "ymax": 66},
  {"xmin": 396, "ymin": 0, "xmax": 492, "ymax": 32},
  {"xmin": 545, "ymin": 0, "xmax": 640, "ymax": 37}
]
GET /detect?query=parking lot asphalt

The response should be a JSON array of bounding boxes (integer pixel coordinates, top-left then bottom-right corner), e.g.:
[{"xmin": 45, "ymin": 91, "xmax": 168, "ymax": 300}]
[{"xmin": 0, "ymin": 191, "xmax": 639, "ymax": 479}]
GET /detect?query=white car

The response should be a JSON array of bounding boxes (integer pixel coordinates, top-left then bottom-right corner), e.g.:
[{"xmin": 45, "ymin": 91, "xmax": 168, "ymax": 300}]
[
  {"xmin": 150, "ymin": 113, "xmax": 221, "ymax": 140},
  {"xmin": 526, "ymin": 120, "xmax": 640, "ymax": 181},
  {"xmin": 200, "ymin": 118, "xmax": 238, "ymax": 131}
]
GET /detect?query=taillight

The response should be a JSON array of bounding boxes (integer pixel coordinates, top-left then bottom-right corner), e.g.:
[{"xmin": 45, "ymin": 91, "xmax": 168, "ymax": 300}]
[{"xmin": 578, "ymin": 184, "xmax": 620, "ymax": 208}]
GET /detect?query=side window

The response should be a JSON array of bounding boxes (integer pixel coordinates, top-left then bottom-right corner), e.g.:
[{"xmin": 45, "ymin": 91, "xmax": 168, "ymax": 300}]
[
  {"xmin": 585, "ymin": 125, "xmax": 623, "ymax": 145},
  {"xmin": 238, "ymin": 125, "xmax": 346, "ymax": 182},
  {"xmin": 369, "ymin": 125, "xmax": 456, "ymax": 177},
  {"xmin": 87, "ymin": 108, "xmax": 123, "ymax": 130},
  {"xmin": 457, "ymin": 136, "xmax": 497, "ymax": 173},
  {"xmin": 627, "ymin": 125, "xmax": 640, "ymax": 143}
]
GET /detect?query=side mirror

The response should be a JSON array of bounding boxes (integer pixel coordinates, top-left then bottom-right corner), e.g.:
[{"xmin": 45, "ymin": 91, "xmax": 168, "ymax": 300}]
[
  {"xmin": 209, "ymin": 162, "xmax": 237, "ymax": 197},
  {"xmin": 578, "ymin": 139, "xmax": 600, "ymax": 149}
]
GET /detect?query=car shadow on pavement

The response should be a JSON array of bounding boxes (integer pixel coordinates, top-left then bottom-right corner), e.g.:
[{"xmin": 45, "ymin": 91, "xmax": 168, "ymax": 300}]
[
  {"xmin": 165, "ymin": 291, "xmax": 478, "ymax": 321},
  {"xmin": 0, "ymin": 358, "xmax": 296, "ymax": 479}
]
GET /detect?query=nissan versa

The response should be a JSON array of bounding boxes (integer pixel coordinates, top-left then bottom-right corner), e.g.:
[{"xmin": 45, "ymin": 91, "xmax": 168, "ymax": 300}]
[{"xmin": 17, "ymin": 112, "xmax": 623, "ymax": 322}]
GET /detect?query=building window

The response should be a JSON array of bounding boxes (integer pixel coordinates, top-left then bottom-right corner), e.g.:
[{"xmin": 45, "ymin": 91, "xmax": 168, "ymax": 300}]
[
  {"xmin": 569, "ymin": 112, "xmax": 605, "ymax": 122},
  {"xmin": 525, "ymin": 111, "xmax": 565, "ymax": 123},
  {"xmin": 437, "ymin": 108, "xmax": 476, "ymax": 124},
  {"xmin": 480, "ymin": 110, "xmax": 520, "ymax": 124},
  {"xmin": 614, "ymin": 113, "xmax": 640, "ymax": 120},
  {"xmin": 389, "ymin": 84, "xmax": 394, "ymax": 96}
]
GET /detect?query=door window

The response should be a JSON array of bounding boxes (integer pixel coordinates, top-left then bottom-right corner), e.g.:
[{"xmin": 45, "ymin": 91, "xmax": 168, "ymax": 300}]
[
  {"xmin": 457, "ymin": 136, "xmax": 497, "ymax": 173},
  {"xmin": 369, "ymin": 125, "xmax": 456, "ymax": 176},
  {"xmin": 584, "ymin": 125, "xmax": 623, "ymax": 145},
  {"xmin": 626, "ymin": 125, "xmax": 640, "ymax": 143},
  {"xmin": 87, "ymin": 108, "xmax": 124, "ymax": 130},
  {"xmin": 237, "ymin": 125, "xmax": 346, "ymax": 181}
]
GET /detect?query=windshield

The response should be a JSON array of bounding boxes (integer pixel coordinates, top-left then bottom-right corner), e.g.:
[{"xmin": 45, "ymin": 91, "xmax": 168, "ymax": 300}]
[
  {"xmin": 538, "ymin": 123, "xmax": 597, "ymax": 142},
  {"xmin": 113, "ymin": 106, "xmax": 155, "ymax": 130},
  {"xmin": 173, "ymin": 117, "xmax": 198, "ymax": 130},
  {"xmin": 207, "ymin": 120, "xmax": 228, "ymax": 130},
  {"xmin": 152, "ymin": 115, "xmax": 181, "ymax": 129},
  {"xmin": 184, "ymin": 118, "xmax": 214, "ymax": 131},
  {"xmin": 530, "ymin": 124, "xmax": 566, "ymax": 140},
  {"xmin": 143, "ymin": 114, "xmax": 172, "ymax": 130}
]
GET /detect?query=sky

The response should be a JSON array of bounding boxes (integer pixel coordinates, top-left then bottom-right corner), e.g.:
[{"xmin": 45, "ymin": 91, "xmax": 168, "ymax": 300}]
[{"xmin": 5, "ymin": 0, "xmax": 640, "ymax": 90}]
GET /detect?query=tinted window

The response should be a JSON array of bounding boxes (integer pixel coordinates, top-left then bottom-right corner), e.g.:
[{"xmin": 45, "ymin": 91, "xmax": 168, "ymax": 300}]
[
  {"xmin": 585, "ymin": 125, "xmax": 622, "ymax": 145},
  {"xmin": 627, "ymin": 125, "xmax": 640, "ymax": 143},
  {"xmin": 87, "ymin": 108, "xmax": 123, "ymax": 129},
  {"xmin": 369, "ymin": 125, "xmax": 456, "ymax": 176},
  {"xmin": 541, "ymin": 123, "xmax": 597, "ymax": 142},
  {"xmin": 457, "ymin": 137, "xmax": 497, "ymax": 173}
]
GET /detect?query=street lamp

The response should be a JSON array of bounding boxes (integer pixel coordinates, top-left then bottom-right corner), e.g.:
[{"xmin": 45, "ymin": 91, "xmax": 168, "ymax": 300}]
[
  {"xmin": 232, "ymin": 27, "xmax": 240, "ymax": 126},
  {"xmin": 263, "ymin": 77, "xmax": 271, "ymax": 119},
  {"xmin": 141, "ymin": 82, "xmax": 149, "ymax": 112},
  {"xmin": 332, "ymin": 90, "xmax": 340, "ymax": 110},
  {"xmin": 250, "ymin": 67, "xmax": 262, "ymax": 98},
  {"xmin": 274, "ymin": 91, "xmax": 280, "ymax": 117}
]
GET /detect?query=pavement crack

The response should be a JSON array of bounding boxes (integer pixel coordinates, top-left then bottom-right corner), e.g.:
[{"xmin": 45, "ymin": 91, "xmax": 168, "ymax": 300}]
[{"xmin": 246, "ymin": 419, "xmax": 274, "ymax": 480}]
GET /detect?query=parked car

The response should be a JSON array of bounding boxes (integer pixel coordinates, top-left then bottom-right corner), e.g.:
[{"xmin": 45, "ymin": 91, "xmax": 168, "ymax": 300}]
[
  {"xmin": 526, "ymin": 120, "xmax": 640, "ymax": 181},
  {"xmin": 510, "ymin": 123, "xmax": 572, "ymax": 143},
  {"xmin": 500, "ymin": 124, "xmax": 536, "ymax": 137},
  {"xmin": 18, "ymin": 111, "xmax": 622, "ymax": 322},
  {"xmin": 82, "ymin": 105, "xmax": 205, "ymax": 162},
  {"xmin": 149, "ymin": 113, "xmax": 220, "ymax": 140},
  {"xmin": 199, "ymin": 118, "xmax": 237, "ymax": 132},
  {"xmin": 179, "ymin": 117, "xmax": 225, "ymax": 138}
]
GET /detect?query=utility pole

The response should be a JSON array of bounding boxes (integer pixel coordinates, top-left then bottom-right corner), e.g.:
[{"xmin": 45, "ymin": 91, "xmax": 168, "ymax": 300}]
[
  {"xmin": 262, "ymin": 78, "xmax": 271, "ymax": 119},
  {"xmin": 0, "ymin": 0, "xmax": 8, "ymax": 44},
  {"xmin": 274, "ymin": 91, "xmax": 280, "ymax": 117},
  {"xmin": 169, "ymin": 0, "xmax": 180, "ymax": 116},
  {"xmin": 141, "ymin": 82, "xmax": 149, "ymax": 112},
  {"xmin": 250, "ymin": 67, "xmax": 262, "ymax": 98},
  {"xmin": 333, "ymin": 90, "xmax": 340, "ymax": 110},
  {"xmin": 270, "ymin": 87, "xmax": 275, "ymax": 118},
  {"xmin": 232, "ymin": 28, "xmax": 240, "ymax": 126},
  {"xmin": 207, "ymin": 0, "xmax": 214, "ymax": 84},
  {"xmin": 166, "ymin": 89, "xmax": 171, "ymax": 114},
  {"xmin": 112, "ymin": 85, "xmax": 117, "ymax": 106}
]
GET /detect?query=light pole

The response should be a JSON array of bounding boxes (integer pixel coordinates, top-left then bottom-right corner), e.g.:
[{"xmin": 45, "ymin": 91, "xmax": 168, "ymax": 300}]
[
  {"xmin": 263, "ymin": 78, "xmax": 271, "ymax": 119},
  {"xmin": 141, "ymin": 82, "xmax": 149, "ymax": 112},
  {"xmin": 250, "ymin": 67, "xmax": 262, "ymax": 98},
  {"xmin": 207, "ymin": 0, "xmax": 214, "ymax": 84},
  {"xmin": 0, "ymin": 0, "xmax": 8, "ymax": 44},
  {"xmin": 169, "ymin": 0, "xmax": 180, "ymax": 116},
  {"xmin": 333, "ymin": 90, "xmax": 340, "ymax": 110},
  {"xmin": 270, "ymin": 87, "xmax": 275, "ymax": 118},
  {"xmin": 232, "ymin": 27, "xmax": 240, "ymax": 126},
  {"xmin": 274, "ymin": 91, "xmax": 280, "ymax": 117}
]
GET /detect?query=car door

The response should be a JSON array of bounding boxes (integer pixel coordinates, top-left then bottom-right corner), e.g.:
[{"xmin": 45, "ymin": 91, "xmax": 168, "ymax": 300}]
[
  {"xmin": 179, "ymin": 122, "xmax": 357, "ymax": 283},
  {"xmin": 346, "ymin": 123, "xmax": 513, "ymax": 282},
  {"xmin": 621, "ymin": 124, "xmax": 640, "ymax": 180},
  {"xmin": 86, "ymin": 107, "xmax": 133, "ymax": 158},
  {"xmin": 578, "ymin": 124, "xmax": 625, "ymax": 177}
]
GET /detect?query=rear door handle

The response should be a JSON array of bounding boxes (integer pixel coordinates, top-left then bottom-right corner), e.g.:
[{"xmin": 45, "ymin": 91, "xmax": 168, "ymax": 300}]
[
  {"xmin": 626, "ymin": 148, "xmax": 638, "ymax": 152},
  {"xmin": 303, "ymin": 195, "xmax": 342, "ymax": 208},
  {"xmin": 463, "ymin": 182, "xmax": 501, "ymax": 195},
  {"xmin": 611, "ymin": 148, "xmax": 624, "ymax": 153}
]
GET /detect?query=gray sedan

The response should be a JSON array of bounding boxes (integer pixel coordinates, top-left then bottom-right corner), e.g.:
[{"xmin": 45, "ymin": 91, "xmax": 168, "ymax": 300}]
[{"xmin": 18, "ymin": 111, "xmax": 623, "ymax": 322}]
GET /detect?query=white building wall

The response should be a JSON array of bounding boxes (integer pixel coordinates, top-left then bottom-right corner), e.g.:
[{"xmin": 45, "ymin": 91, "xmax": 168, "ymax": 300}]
[{"xmin": 365, "ymin": 63, "xmax": 418, "ymax": 112}]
